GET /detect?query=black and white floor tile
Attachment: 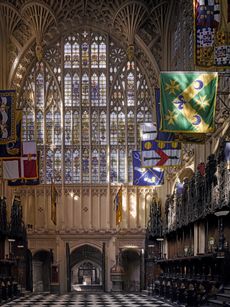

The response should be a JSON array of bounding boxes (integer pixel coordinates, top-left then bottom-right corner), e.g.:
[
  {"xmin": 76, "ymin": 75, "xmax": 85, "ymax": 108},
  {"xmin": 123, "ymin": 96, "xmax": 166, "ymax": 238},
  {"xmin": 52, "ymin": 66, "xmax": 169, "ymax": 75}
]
[{"xmin": 2, "ymin": 292, "xmax": 174, "ymax": 306}]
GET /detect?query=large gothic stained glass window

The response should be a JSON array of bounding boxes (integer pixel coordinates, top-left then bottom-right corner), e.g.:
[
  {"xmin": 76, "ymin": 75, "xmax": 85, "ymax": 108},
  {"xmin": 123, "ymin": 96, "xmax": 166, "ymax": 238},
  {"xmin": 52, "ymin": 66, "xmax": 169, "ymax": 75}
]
[{"xmin": 20, "ymin": 32, "xmax": 152, "ymax": 184}]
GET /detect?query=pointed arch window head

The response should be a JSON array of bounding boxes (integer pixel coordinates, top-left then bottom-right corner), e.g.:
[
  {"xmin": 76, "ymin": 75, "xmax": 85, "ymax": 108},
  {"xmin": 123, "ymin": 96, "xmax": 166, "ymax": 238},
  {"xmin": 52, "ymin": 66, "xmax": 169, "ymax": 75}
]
[
  {"xmin": 91, "ymin": 42, "xmax": 99, "ymax": 68},
  {"xmin": 72, "ymin": 42, "xmax": 80, "ymax": 68},
  {"xmin": 21, "ymin": 31, "xmax": 153, "ymax": 184},
  {"xmin": 64, "ymin": 42, "xmax": 71, "ymax": 68},
  {"xmin": 99, "ymin": 42, "xmax": 106, "ymax": 68}
]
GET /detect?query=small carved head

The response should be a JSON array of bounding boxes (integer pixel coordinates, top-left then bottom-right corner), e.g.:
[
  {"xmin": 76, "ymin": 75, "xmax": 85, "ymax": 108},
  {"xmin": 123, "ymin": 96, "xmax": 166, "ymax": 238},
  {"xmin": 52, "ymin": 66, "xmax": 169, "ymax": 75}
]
[{"xmin": 35, "ymin": 43, "xmax": 43, "ymax": 61}]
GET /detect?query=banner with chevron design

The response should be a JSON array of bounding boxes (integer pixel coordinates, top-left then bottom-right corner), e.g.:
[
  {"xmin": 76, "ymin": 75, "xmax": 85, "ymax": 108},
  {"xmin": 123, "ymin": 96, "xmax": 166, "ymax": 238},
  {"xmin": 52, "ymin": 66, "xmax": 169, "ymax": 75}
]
[{"xmin": 141, "ymin": 140, "xmax": 182, "ymax": 168}]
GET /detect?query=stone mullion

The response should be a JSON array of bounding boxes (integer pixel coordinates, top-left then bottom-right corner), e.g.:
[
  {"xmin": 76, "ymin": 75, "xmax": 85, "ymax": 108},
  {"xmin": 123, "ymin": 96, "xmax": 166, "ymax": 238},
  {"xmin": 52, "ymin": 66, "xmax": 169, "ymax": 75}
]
[
  {"xmin": 124, "ymin": 64, "xmax": 129, "ymax": 229},
  {"xmin": 60, "ymin": 36, "xmax": 65, "ymax": 230},
  {"xmin": 106, "ymin": 34, "xmax": 111, "ymax": 229},
  {"xmin": 89, "ymin": 36, "xmax": 92, "ymax": 185},
  {"xmin": 79, "ymin": 35, "xmax": 83, "ymax": 184}
]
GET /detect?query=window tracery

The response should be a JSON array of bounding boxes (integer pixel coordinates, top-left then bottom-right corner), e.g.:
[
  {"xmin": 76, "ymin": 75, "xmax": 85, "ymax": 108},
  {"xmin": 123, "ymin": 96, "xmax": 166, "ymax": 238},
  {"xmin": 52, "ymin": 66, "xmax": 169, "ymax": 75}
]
[{"xmin": 21, "ymin": 31, "xmax": 152, "ymax": 184}]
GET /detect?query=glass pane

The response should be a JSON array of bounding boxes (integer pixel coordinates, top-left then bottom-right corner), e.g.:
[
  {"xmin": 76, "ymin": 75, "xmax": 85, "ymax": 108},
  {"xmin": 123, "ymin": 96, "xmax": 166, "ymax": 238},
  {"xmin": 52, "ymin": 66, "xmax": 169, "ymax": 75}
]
[
  {"xmin": 99, "ymin": 111, "xmax": 106, "ymax": 145},
  {"xmin": 72, "ymin": 42, "xmax": 79, "ymax": 68},
  {"xmin": 22, "ymin": 113, "xmax": 27, "ymax": 141},
  {"xmin": 38, "ymin": 147, "xmax": 44, "ymax": 184},
  {"xmin": 36, "ymin": 111, "xmax": 44, "ymax": 144},
  {"xmin": 73, "ymin": 111, "xmax": 80, "ymax": 144},
  {"xmin": 82, "ymin": 73, "xmax": 89, "ymax": 107},
  {"xmin": 82, "ymin": 147, "xmax": 89, "ymax": 183},
  {"xmin": 128, "ymin": 147, "xmax": 134, "ymax": 183},
  {"xmin": 36, "ymin": 73, "xmax": 44, "ymax": 108},
  {"xmin": 118, "ymin": 112, "xmax": 125, "ymax": 145},
  {"xmin": 73, "ymin": 149, "xmax": 80, "ymax": 183},
  {"xmin": 82, "ymin": 42, "xmax": 89, "ymax": 67},
  {"xmin": 65, "ymin": 149, "xmax": 72, "ymax": 183},
  {"xmin": 127, "ymin": 111, "xmax": 135, "ymax": 144},
  {"xmin": 91, "ymin": 42, "xmax": 98, "ymax": 68},
  {"xmin": 91, "ymin": 74, "xmax": 99, "ymax": 106},
  {"xmin": 46, "ymin": 149, "xmax": 53, "ymax": 183},
  {"xmin": 119, "ymin": 149, "xmax": 125, "ymax": 182},
  {"xmin": 46, "ymin": 111, "xmax": 52, "ymax": 144},
  {"xmin": 72, "ymin": 73, "xmax": 80, "ymax": 106},
  {"xmin": 110, "ymin": 112, "xmax": 117, "ymax": 145},
  {"xmin": 99, "ymin": 73, "xmax": 106, "ymax": 106},
  {"xmin": 92, "ymin": 149, "xmax": 99, "ymax": 183},
  {"xmin": 64, "ymin": 42, "xmax": 71, "ymax": 68},
  {"xmin": 100, "ymin": 148, "xmax": 107, "ymax": 183},
  {"xmin": 110, "ymin": 149, "xmax": 117, "ymax": 182},
  {"xmin": 91, "ymin": 111, "xmax": 99, "ymax": 144},
  {"xmin": 54, "ymin": 149, "xmax": 62, "ymax": 183},
  {"xmin": 65, "ymin": 111, "xmax": 72, "ymax": 145},
  {"xmin": 65, "ymin": 74, "xmax": 72, "ymax": 106},
  {"xmin": 82, "ymin": 111, "xmax": 89, "ymax": 145},
  {"xmin": 127, "ymin": 72, "xmax": 135, "ymax": 106},
  {"xmin": 99, "ymin": 42, "xmax": 106, "ymax": 68},
  {"xmin": 54, "ymin": 112, "xmax": 61, "ymax": 145}
]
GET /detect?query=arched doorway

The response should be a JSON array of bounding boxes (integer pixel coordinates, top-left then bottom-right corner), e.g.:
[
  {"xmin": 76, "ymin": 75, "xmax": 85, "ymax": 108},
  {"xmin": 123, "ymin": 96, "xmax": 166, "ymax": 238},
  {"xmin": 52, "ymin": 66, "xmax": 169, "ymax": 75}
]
[
  {"xmin": 121, "ymin": 249, "xmax": 141, "ymax": 292},
  {"xmin": 70, "ymin": 244, "xmax": 104, "ymax": 291},
  {"xmin": 32, "ymin": 250, "xmax": 52, "ymax": 292}
]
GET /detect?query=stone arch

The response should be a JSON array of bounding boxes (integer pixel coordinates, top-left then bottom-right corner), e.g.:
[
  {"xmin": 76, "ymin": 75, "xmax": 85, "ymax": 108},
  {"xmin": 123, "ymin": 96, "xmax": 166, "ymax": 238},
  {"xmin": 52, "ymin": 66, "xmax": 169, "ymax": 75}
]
[
  {"xmin": 9, "ymin": 24, "xmax": 159, "ymax": 104},
  {"xmin": 32, "ymin": 249, "xmax": 52, "ymax": 292},
  {"xmin": 120, "ymin": 248, "xmax": 141, "ymax": 292},
  {"xmin": 69, "ymin": 244, "xmax": 104, "ymax": 291}
]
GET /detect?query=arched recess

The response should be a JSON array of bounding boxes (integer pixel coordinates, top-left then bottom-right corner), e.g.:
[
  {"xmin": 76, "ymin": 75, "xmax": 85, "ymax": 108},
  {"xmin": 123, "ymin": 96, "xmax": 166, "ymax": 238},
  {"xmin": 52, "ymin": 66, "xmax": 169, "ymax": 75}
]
[
  {"xmin": 70, "ymin": 244, "xmax": 104, "ymax": 291},
  {"xmin": 121, "ymin": 248, "xmax": 141, "ymax": 292},
  {"xmin": 32, "ymin": 249, "xmax": 52, "ymax": 292}
]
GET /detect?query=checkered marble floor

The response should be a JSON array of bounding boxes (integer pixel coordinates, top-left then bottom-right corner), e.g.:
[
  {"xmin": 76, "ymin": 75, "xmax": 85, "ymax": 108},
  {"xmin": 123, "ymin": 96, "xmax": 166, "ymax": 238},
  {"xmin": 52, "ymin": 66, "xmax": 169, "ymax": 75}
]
[{"xmin": 2, "ymin": 292, "xmax": 174, "ymax": 306}]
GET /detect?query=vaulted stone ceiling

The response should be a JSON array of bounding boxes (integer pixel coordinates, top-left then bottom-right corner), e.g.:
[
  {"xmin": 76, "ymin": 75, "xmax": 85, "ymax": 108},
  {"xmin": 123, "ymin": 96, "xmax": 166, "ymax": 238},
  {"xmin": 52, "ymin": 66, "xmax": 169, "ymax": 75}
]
[{"xmin": 0, "ymin": 0, "xmax": 176, "ymax": 78}]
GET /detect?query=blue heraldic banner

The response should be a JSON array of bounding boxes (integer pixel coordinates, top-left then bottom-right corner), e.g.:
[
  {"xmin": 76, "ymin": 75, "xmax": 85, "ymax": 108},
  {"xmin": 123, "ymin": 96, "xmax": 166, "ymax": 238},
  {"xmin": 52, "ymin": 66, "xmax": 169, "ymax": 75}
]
[
  {"xmin": 0, "ymin": 90, "xmax": 16, "ymax": 144},
  {"xmin": 132, "ymin": 151, "xmax": 164, "ymax": 186},
  {"xmin": 0, "ymin": 110, "xmax": 21, "ymax": 158}
]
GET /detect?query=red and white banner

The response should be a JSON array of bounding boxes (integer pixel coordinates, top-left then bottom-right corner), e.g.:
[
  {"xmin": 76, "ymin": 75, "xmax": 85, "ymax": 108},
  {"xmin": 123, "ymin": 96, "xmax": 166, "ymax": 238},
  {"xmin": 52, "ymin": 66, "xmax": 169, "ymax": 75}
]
[
  {"xmin": 3, "ymin": 141, "xmax": 38, "ymax": 180},
  {"xmin": 21, "ymin": 141, "xmax": 38, "ymax": 179},
  {"xmin": 3, "ymin": 159, "xmax": 21, "ymax": 180}
]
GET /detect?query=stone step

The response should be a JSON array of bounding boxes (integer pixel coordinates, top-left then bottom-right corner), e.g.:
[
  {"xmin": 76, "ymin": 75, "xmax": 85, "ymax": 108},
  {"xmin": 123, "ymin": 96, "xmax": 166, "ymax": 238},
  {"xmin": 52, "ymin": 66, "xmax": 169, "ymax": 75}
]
[
  {"xmin": 208, "ymin": 299, "xmax": 230, "ymax": 307},
  {"xmin": 225, "ymin": 287, "xmax": 230, "ymax": 295},
  {"xmin": 208, "ymin": 299, "xmax": 224, "ymax": 306},
  {"xmin": 217, "ymin": 293, "xmax": 230, "ymax": 303}
]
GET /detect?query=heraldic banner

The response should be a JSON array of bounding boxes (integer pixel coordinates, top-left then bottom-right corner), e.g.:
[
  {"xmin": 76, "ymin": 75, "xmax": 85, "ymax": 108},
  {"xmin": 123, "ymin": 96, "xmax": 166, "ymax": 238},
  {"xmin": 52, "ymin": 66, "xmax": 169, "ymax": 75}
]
[
  {"xmin": 0, "ymin": 90, "xmax": 16, "ymax": 144},
  {"xmin": 194, "ymin": 0, "xmax": 230, "ymax": 68},
  {"xmin": 132, "ymin": 151, "xmax": 164, "ymax": 186},
  {"xmin": 0, "ymin": 110, "xmax": 21, "ymax": 158},
  {"xmin": 160, "ymin": 71, "xmax": 218, "ymax": 134}
]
